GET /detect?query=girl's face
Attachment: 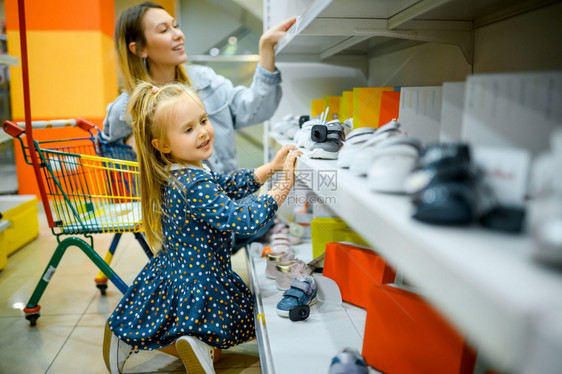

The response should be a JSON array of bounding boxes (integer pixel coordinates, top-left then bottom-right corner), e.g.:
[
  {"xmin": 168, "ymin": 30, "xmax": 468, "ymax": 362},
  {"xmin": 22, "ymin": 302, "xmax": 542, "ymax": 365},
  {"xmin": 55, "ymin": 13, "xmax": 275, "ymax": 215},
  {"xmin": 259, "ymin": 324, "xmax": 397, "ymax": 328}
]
[
  {"xmin": 158, "ymin": 94, "xmax": 214, "ymax": 167},
  {"xmin": 141, "ymin": 8, "xmax": 188, "ymax": 70}
]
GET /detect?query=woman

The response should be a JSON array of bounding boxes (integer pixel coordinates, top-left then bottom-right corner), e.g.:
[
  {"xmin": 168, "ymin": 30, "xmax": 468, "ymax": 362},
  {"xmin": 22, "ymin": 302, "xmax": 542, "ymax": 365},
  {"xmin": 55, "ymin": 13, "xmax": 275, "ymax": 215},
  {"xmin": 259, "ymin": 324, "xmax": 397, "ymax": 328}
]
[{"xmin": 101, "ymin": 1, "xmax": 296, "ymax": 173}]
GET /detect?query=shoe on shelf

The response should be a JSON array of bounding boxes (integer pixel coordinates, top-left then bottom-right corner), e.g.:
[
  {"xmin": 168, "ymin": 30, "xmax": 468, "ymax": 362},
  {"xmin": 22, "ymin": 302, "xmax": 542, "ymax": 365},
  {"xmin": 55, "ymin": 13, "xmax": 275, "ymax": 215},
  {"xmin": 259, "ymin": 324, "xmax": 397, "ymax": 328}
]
[
  {"xmin": 308, "ymin": 120, "xmax": 346, "ymax": 159},
  {"xmin": 294, "ymin": 118, "xmax": 323, "ymax": 150},
  {"xmin": 266, "ymin": 248, "xmax": 295, "ymax": 279},
  {"xmin": 271, "ymin": 114, "xmax": 299, "ymax": 137},
  {"xmin": 175, "ymin": 335, "xmax": 216, "ymax": 374},
  {"xmin": 270, "ymin": 230, "xmax": 302, "ymax": 246},
  {"xmin": 337, "ymin": 127, "xmax": 377, "ymax": 169},
  {"xmin": 275, "ymin": 259, "xmax": 314, "ymax": 290},
  {"xmin": 276, "ymin": 275, "xmax": 318, "ymax": 317},
  {"xmin": 328, "ymin": 347, "xmax": 369, "ymax": 374},
  {"xmin": 367, "ymin": 136, "xmax": 422, "ymax": 194},
  {"xmin": 103, "ymin": 323, "xmax": 133, "ymax": 374}
]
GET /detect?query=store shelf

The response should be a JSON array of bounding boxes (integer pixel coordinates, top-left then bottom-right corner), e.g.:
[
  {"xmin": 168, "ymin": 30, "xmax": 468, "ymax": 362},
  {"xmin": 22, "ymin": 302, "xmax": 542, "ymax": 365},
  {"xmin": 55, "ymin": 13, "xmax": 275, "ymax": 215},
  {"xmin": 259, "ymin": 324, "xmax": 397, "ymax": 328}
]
[
  {"xmin": 268, "ymin": 134, "xmax": 562, "ymax": 373},
  {"xmin": 246, "ymin": 242, "xmax": 379, "ymax": 374},
  {"xmin": 270, "ymin": 0, "xmax": 557, "ymax": 64}
]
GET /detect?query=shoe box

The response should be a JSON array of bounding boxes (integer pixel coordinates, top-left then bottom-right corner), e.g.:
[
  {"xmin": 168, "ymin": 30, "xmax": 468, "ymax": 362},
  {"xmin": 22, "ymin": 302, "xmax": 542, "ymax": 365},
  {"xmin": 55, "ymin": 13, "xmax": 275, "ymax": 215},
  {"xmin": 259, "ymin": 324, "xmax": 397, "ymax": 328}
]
[
  {"xmin": 321, "ymin": 241, "xmax": 477, "ymax": 373},
  {"xmin": 363, "ymin": 282, "xmax": 477, "ymax": 374},
  {"xmin": 0, "ymin": 195, "xmax": 39, "ymax": 269},
  {"xmin": 322, "ymin": 242, "xmax": 395, "ymax": 309},
  {"xmin": 310, "ymin": 216, "xmax": 368, "ymax": 259}
]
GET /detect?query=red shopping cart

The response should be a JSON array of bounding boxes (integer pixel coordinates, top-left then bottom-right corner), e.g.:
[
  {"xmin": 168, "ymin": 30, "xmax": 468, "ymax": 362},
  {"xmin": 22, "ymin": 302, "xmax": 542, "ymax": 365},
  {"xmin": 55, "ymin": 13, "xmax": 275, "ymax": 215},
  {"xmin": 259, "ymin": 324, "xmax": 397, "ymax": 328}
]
[{"xmin": 2, "ymin": 118, "xmax": 151, "ymax": 326}]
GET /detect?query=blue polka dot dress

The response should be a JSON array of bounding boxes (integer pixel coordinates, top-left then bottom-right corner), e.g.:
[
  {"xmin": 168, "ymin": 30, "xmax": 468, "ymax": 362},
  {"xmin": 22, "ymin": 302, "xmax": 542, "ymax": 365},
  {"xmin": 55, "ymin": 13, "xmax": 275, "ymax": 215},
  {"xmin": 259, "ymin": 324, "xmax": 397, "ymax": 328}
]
[{"xmin": 107, "ymin": 165, "xmax": 278, "ymax": 350}]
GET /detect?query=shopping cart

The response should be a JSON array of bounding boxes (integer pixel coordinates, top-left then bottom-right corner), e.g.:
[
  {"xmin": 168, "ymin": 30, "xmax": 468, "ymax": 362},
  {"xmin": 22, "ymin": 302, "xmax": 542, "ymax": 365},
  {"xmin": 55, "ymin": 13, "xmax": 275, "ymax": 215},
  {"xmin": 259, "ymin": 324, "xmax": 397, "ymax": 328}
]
[{"xmin": 2, "ymin": 118, "xmax": 151, "ymax": 326}]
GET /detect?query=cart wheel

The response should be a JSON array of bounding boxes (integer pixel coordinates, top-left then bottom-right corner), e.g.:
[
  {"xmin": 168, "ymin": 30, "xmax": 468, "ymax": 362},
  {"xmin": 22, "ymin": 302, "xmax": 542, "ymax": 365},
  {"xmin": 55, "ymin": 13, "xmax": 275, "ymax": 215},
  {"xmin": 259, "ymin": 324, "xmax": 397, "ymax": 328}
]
[
  {"xmin": 25, "ymin": 313, "xmax": 40, "ymax": 326},
  {"xmin": 95, "ymin": 277, "xmax": 109, "ymax": 296},
  {"xmin": 23, "ymin": 305, "xmax": 41, "ymax": 326},
  {"xmin": 96, "ymin": 283, "xmax": 108, "ymax": 296}
]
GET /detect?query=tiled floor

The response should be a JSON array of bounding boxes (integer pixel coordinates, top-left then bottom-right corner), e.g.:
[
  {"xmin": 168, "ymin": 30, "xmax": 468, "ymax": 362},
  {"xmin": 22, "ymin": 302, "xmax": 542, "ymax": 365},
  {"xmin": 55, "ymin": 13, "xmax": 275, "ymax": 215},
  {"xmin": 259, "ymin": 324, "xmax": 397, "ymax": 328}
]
[{"xmin": 0, "ymin": 206, "xmax": 261, "ymax": 374}]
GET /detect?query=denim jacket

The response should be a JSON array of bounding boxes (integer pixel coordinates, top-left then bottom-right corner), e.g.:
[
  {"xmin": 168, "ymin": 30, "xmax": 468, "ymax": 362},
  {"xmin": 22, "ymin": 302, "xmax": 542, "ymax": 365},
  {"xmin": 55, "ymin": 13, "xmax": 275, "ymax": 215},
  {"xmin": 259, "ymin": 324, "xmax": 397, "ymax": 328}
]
[{"xmin": 101, "ymin": 63, "xmax": 282, "ymax": 173}]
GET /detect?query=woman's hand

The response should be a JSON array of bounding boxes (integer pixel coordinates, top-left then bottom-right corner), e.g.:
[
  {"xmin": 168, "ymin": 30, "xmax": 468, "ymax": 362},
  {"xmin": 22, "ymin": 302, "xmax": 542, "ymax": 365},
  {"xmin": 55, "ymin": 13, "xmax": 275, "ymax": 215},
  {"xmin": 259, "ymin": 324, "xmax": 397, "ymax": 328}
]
[{"xmin": 259, "ymin": 16, "xmax": 297, "ymax": 71}]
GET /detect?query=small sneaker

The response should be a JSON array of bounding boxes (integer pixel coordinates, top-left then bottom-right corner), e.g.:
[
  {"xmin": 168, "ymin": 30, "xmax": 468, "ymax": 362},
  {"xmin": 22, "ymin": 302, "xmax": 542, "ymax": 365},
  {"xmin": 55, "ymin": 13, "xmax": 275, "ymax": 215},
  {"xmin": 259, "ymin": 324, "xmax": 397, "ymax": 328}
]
[
  {"xmin": 175, "ymin": 335, "xmax": 216, "ymax": 374},
  {"xmin": 294, "ymin": 118, "xmax": 322, "ymax": 150},
  {"xmin": 308, "ymin": 120, "xmax": 346, "ymax": 159},
  {"xmin": 271, "ymin": 114, "xmax": 298, "ymax": 137},
  {"xmin": 347, "ymin": 121, "xmax": 407, "ymax": 176},
  {"xmin": 367, "ymin": 137, "xmax": 421, "ymax": 193},
  {"xmin": 329, "ymin": 347, "xmax": 369, "ymax": 374},
  {"xmin": 276, "ymin": 275, "xmax": 318, "ymax": 317},
  {"xmin": 337, "ymin": 127, "xmax": 377, "ymax": 169},
  {"xmin": 103, "ymin": 323, "xmax": 133, "ymax": 374},
  {"xmin": 275, "ymin": 259, "xmax": 314, "ymax": 290},
  {"xmin": 266, "ymin": 249, "xmax": 295, "ymax": 279}
]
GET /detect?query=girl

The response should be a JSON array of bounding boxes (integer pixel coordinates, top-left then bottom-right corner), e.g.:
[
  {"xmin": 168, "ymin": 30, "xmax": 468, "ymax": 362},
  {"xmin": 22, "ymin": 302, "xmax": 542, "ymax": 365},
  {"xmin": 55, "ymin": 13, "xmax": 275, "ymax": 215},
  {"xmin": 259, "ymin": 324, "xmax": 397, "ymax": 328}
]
[{"xmin": 102, "ymin": 81, "xmax": 300, "ymax": 374}]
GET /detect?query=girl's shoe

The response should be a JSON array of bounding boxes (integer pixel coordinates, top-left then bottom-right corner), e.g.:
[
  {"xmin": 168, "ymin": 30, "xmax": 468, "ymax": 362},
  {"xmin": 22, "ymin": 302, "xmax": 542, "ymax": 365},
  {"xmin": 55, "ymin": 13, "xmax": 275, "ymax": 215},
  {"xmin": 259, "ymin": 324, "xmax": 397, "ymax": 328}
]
[
  {"xmin": 103, "ymin": 323, "xmax": 133, "ymax": 374},
  {"xmin": 175, "ymin": 335, "xmax": 216, "ymax": 374},
  {"xmin": 275, "ymin": 259, "xmax": 314, "ymax": 290}
]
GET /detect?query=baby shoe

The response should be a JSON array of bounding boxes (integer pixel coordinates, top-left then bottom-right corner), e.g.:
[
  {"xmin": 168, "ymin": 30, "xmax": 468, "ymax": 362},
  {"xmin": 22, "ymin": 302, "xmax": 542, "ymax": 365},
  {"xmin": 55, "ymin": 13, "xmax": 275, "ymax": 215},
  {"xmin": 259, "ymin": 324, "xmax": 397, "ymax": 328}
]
[
  {"xmin": 328, "ymin": 347, "xmax": 369, "ymax": 374},
  {"xmin": 308, "ymin": 120, "xmax": 346, "ymax": 159},
  {"xmin": 294, "ymin": 118, "xmax": 323, "ymax": 150},
  {"xmin": 367, "ymin": 136, "xmax": 421, "ymax": 193},
  {"xmin": 337, "ymin": 127, "xmax": 377, "ymax": 169},
  {"xmin": 348, "ymin": 121, "xmax": 407, "ymax": 176},
  {"xmin": 271, "ymin": 114, "xmax": 299, "ymax": 138},
  {"xmin": 175, "ymin": 335, "xmax": 216, "ymax": 374},
  {"xmin": 276, "ymin": 275, "xmax": 318, "ymax": 318},
  {"xmin": 266, "ymin": 248, "xmax": 295, "ymax": 279},
  {"xmin": 275, "ymin": 259, "xmax": 314, "ymax": 290}
]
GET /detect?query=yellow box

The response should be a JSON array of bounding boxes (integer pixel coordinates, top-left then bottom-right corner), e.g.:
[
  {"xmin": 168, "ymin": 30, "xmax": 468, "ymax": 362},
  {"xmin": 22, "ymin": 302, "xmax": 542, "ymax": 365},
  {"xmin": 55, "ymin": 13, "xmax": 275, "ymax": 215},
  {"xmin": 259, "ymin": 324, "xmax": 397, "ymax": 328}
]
[
  {"xmin": 311, "ymin": 99, "xmax": 325, "ymax": 118},
  {"xmin": 0, "ymin": 195, "xmax": 39, "ymax": 269},
  {"xmin": 324, "ymin": 96, "xmax": 341, "ymax": 121},
  {"xmin": 311, "ymin": 216, "xmax": 369, "ymax": 259},
  {"xmin": 353, "ymin": 86, "xmax": 396, "ymax": 128},
  {"xmin": 340, "ymin": 91, "xmax": 353, "ymax": 120}
]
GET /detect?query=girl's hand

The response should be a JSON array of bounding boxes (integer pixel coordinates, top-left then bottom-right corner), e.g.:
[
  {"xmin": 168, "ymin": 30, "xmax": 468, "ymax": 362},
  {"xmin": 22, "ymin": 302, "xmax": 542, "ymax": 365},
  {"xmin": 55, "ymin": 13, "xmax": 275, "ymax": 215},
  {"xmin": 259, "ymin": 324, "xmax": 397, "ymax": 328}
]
[
  {"xmin": 270, "ymin": 144, "xmax": 298, "ymax": 172},
  {"xmin": 279, "ymin": 148, "xmax": 302, "ymax": 188}
]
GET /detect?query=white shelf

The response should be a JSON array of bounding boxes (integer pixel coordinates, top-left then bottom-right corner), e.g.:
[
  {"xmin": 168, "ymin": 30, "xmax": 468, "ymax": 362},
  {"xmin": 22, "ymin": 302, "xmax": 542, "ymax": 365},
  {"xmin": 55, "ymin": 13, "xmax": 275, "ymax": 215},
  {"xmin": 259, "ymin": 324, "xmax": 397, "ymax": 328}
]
[
  {"xmin": 246, "ymin": 242, "xmax": 379, "ymax": 374},
  {"xmin": 269, "ymin": 0, "xmax": 556, "ymax": 64},
  {"xmin": 268, "ymin": 134, "xmax": 562, "ymax": 373}
]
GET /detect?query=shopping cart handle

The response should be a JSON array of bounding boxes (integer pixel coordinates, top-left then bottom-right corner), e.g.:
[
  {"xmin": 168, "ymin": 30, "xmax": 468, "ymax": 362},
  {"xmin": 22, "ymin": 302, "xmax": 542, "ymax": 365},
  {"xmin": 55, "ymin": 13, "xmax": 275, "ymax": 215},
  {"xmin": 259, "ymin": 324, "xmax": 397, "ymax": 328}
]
[
  {"xmin": 2, "ymin": 121, "xmax": 25, "ymax": 138},
  {"xmin": 76, "ymin": 117, "xmax": 96, "ymax": 132}
]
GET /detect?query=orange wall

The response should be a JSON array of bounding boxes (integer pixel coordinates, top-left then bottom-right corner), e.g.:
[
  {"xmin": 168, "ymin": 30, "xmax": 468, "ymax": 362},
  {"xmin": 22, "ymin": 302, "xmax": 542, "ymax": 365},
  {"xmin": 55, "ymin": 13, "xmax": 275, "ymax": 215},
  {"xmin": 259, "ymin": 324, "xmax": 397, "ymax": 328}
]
[{"xmin": 4, "ymin": 0, "xmax": 118, "ymax": 197}]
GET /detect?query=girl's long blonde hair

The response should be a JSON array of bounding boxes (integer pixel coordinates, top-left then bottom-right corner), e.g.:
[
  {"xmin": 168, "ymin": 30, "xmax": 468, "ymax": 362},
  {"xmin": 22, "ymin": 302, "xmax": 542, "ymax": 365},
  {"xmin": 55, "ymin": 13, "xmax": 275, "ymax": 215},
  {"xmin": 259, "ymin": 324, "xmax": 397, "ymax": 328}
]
[
  {"xmin": 127, "ymin": 81, "xmax": 197, "ymax": 253},
  {"xmin": 115, "ymin": 1, "xmax": 191, "ymax": 93}
]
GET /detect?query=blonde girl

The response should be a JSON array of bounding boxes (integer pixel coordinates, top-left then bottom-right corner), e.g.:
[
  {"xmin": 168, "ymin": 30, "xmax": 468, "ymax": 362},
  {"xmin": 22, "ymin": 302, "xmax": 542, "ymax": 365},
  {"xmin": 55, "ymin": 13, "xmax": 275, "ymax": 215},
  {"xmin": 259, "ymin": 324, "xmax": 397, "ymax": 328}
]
[{"xmin": 103, "ymin": 81, "xmax": 300, "ymax": 374}]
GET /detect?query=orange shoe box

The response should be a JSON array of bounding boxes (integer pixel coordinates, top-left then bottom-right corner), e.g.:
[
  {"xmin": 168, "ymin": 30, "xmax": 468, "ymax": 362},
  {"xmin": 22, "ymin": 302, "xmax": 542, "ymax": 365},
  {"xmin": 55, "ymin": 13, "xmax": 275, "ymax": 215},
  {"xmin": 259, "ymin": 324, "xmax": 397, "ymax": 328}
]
[
  {"xmin": 378, "ymin": 90, "xmax": 401, "ymax": 126},
  {"xmin": 363, "ymin": 283, "xmax": 476, "ymax": 374},
  {"xmin": 323, "ymin": 242, "xmax": 396, "ymax": 308}
]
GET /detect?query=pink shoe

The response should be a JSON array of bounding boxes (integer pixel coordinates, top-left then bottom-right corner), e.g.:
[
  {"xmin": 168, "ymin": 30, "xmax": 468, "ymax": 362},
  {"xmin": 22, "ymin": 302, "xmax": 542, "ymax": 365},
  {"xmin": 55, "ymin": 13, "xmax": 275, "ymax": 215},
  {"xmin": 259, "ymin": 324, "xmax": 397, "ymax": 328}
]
[
  {"xmin": 275, "ymin": 259, "xmax": 314, "ymax": 290},
  {"xmin": 266, "ymin": 249, "xmax": 295, "ymax": 279}
]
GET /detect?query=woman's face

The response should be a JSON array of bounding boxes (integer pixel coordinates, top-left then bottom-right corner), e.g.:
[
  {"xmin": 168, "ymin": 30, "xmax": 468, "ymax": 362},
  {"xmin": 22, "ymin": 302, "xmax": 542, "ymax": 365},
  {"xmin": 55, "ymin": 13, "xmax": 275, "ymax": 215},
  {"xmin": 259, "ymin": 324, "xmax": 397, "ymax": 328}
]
[{"xmin": 141, "ymin": 8, "xmax": 188, "ymax": 71}]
